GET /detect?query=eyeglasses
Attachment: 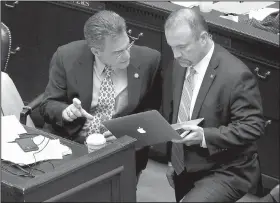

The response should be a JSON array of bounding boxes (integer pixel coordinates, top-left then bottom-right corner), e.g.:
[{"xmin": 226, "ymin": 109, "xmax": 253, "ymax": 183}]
[
  {"xmin": 115, "ymin": 40, "xmax": 134, "ymax": 60},
  {"xmin": 116, "ymin": 29, "xmax": 143, "ymax": 59}
]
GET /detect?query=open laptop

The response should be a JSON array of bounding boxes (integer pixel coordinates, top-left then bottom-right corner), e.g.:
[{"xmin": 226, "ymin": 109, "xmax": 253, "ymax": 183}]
[{"xmin": 102, "ymin": 110, "xmax": 202, "ymax": 148}]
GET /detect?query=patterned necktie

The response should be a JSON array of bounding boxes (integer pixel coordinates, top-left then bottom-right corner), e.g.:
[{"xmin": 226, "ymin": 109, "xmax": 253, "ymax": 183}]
[
  {"xmin": 87, "ymin": 66, "xmax": 115, "ymax": 135},
  {"xmin": 171, "ymin": 66, "xmax": 196, "ymax": 175}
]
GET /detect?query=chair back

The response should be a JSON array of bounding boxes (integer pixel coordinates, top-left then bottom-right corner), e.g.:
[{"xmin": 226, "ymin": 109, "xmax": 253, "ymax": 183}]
[
  {"xmin": 1, "ymin": 72, "xmax": 35, "ymax": 127},
  {"xmin": 1, "ymin": 22, "xmax": 11, "ymax": 72},
  {"xmin": 1, "ymin": 22, "xmax": 35, "ymax": 127}
]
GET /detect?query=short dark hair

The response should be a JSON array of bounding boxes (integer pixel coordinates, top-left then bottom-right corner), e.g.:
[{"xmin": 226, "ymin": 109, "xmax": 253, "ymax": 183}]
[
  {"xmin": 84, "ymin": 10, "xmax": 127, "ymax": 50},
  {"xmin": 164, "ymin": 8, "xmax": 208, "ymax": 39}
]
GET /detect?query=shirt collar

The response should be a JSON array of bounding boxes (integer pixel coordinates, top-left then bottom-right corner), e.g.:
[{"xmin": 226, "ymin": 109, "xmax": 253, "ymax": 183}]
[
  {"xmin": 94, "ymin": 55, "xmax": 107, "ymax": 77},
  {"xmin": 193, "ymin": 41, "xmax": 215, "ymax": 75}
]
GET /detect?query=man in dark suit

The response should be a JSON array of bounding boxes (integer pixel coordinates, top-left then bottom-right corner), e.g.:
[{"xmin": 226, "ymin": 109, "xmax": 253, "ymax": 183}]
[
  {"xmin": 40, "ymin": 10, "xmax": 161, "ymax": 183},
  {"xmin": 162, "ymin": 8, "xmax": 264, "ymax": 202}
]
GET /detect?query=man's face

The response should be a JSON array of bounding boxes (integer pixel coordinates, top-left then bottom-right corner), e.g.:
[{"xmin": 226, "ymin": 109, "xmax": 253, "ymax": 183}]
[
  {"xmin": 95, "ymin": 32, "xmax": 131, "ymax": 70},
  {"xmin": 165, "ymin": 25, "xmax": 205, "ymax": 68}
]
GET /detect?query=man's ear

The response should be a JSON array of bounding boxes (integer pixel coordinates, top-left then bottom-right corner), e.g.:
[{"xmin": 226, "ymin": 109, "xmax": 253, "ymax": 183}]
[
  {"xmin": 91, "ymin": 47, "xmax": 100, "ymax": 56},
  {"xmin": 199, "ymin": 31, "xmax": 208, "ymax": 46}
]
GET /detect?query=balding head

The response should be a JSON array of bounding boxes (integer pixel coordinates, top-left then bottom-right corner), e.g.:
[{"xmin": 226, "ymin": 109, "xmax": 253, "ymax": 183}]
[
  {"xmin": 165, "ymin": 8, "xmax": 208, "ymax": 39},
  {"xmin": 164, "ymin": 8, "xmax": 213, "ymax": 68}
]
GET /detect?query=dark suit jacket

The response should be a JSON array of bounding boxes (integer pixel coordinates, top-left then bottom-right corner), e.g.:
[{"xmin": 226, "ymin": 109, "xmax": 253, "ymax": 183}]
[
  {"xmin": 40, "ymin": 40, "xmax": 161, "ymax": 141},
  {"xmin": 161, "ymin": 44, "xmax": 265, "ymax": 194}
]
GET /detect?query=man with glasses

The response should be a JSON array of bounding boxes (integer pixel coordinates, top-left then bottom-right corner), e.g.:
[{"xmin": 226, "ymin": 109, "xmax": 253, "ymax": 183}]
[
  {"xmin": 161, "ymin": 8, "xmax": 264, "ymax": 202},
  {"xmin": 40, "ymin": 10, "xmax": 161, "ymax": 183}
]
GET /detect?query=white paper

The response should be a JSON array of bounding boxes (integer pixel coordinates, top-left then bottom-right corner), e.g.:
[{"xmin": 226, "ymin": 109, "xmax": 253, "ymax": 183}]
[
  {"xmin": 1, "ymin": 131, "xmax": 19, "ymax": 143},
  {"xmin": 212, "ymin": 1, "xmax": 275, "ymax": 15},
  {"xmin": 1, "ymin": 115, "xmax": 27, "ymax": 142},
  {"xmin": 32, "ymin": 136, "xmax": 63, "ymax": 162},
  {"xmin": 171, "ymin": 1, "xmax": 200, "ymax": 8},
  {"xmin": 249, "ymin": 7, "xmax": 279, "ymax": 21},
  {"xmin": 1, "ymin": 135, "xmax": 72, "ymax": 166},
  {"xmin": 60, "ymin": 144, "xmax": 72, "ymax": 156},
  {"xmin": 220, "ymin": 15, "xmax": 239, "ymax": 23},
  {"xmin": 1, "ymin": 141, "xmax": 34, "ymax": 165},
  {"xmin": 199, "ymin": 2, "xmax": 214, "ymax": 13}
]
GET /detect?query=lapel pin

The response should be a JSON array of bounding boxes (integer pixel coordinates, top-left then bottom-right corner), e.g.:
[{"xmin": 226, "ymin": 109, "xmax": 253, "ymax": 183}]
[
  {"xmin": 210, "ymin": 74, "xmax": 214, "ymax": 79},
  {"xmin": 134, "ymin": 73, "xmax": 139, "ymax": 79}
]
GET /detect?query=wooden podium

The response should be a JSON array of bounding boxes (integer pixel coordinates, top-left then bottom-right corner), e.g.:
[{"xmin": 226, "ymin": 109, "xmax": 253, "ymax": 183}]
[{"xmin": 1, "ymin": 126, "xmax": 137, "ymax": 202}]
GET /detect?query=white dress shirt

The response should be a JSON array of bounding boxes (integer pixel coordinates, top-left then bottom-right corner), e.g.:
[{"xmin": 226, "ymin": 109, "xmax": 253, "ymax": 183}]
[{"xmin": 184, "ymin": 41, "xmax": 214, "ymax": 148}]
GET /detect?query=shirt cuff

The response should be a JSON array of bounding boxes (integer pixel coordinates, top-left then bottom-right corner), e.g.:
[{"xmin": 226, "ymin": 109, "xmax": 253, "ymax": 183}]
[{"xmin": 201, "ymin": 130, "xmax": 207, "ymax": 148}]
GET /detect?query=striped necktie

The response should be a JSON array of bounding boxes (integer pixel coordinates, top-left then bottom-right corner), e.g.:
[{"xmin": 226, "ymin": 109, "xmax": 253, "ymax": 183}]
[
  {"xmin": 86, "ymin": 66, "xmax": 115, "ymax": 135},
  {"xmin": 171, "ymin": 66, "xmax": 196, "ymax": 175}
]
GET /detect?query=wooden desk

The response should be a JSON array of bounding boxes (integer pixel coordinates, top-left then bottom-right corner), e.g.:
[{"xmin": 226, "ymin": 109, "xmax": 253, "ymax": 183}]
[{"xmin": 1, "ymin": 126, "xmax": 137, "ymax": 202}]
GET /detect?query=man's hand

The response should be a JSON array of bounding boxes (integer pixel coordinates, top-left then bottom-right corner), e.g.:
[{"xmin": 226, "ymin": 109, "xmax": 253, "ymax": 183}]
[
  {"xmin": 62, "ymin": 98, "xmax": 94, "ymax": 122},
  {"xmin": 172, "ymin": 125, "xmax": 204, "ymax": 146},
  {"xmin": 166, "ymin": 165, "xmax": 175, "ymax": 189},
  {"xmin": 103, "ymin": 131, "xmax": 117, "ymax": 142}
]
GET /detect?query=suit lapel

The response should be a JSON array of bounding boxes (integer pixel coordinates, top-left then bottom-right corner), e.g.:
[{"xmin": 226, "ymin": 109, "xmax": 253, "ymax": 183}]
[
  {"xmin": 120, "ymin": 62, "xmax": 142, "ymax": 116},
  {"xmin": 117, "ymin": 46, "xmax": 143, "ymax": 116},
  {"xmin": 73, "ymin": 44, "xmax": 94, "ymax": 112},
  {"xmin": 172, "ymin": 61, "xmax": 187, "ymax": 124},
  {"xmin": 191, "ymin": 45, "xmax": 219, "ymax": 120}
]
